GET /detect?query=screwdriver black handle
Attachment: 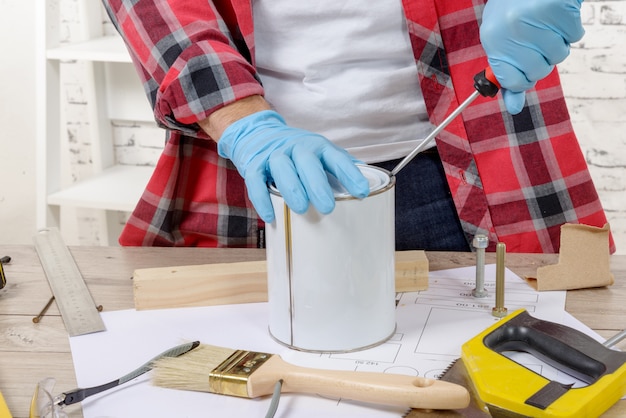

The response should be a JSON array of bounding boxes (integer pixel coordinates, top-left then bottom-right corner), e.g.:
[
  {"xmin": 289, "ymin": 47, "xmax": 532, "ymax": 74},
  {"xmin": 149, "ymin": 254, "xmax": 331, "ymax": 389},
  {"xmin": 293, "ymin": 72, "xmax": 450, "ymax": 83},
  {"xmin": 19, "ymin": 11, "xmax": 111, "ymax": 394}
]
[{"xmin": 474, "ymin": 66, "xmax": 501, "ymax": 97}]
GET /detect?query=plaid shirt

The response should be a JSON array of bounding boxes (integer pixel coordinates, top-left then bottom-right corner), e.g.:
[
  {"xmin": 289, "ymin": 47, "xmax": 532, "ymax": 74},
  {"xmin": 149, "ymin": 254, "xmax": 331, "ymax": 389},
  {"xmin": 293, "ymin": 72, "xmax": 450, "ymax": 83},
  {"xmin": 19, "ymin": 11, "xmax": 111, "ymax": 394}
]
[{"xmin": 104, "ymin": 0, "xmax": 613, "ymax": 253}]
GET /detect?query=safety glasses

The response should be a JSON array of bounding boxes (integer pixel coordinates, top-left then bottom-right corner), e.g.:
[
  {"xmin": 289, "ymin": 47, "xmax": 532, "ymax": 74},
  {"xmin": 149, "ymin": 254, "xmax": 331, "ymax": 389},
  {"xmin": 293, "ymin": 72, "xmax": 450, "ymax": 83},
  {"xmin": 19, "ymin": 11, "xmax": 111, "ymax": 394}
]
[{"xmin": 29, "ymin": 378, "xmax": 67, "ymax": 418}]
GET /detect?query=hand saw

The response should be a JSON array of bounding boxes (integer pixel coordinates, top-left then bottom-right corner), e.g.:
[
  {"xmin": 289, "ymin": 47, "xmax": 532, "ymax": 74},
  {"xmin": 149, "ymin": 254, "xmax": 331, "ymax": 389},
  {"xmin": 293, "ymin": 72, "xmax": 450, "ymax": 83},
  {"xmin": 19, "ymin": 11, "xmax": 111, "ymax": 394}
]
[{"xmin": 405, "ymin": 309, "xmax": 626, "ymax": 417}]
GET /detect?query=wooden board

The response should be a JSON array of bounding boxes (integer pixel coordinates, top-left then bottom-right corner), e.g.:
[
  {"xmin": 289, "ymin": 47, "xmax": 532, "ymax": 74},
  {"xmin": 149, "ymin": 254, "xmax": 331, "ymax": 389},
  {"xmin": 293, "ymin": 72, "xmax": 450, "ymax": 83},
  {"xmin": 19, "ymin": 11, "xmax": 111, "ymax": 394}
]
[{"xmin": 133, "ymin": 250, "xmax": 429, "ymax": 310}]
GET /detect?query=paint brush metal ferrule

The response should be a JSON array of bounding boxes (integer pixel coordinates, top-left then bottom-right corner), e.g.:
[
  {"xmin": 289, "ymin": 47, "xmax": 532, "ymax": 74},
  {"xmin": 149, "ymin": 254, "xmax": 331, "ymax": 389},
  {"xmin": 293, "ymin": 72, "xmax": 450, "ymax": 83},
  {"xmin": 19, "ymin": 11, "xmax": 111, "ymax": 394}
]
[{"xmin": 209, "ymin": 350, "xmax": 272, "ymax": 397}]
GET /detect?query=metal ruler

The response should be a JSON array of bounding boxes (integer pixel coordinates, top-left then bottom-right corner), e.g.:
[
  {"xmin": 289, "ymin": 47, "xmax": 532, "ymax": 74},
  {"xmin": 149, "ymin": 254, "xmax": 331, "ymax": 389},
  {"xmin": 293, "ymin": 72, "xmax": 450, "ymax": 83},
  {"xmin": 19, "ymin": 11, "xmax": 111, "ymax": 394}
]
[{"xmin": 33, "ymin": 228, "xmax": 106, "ymax": 336}]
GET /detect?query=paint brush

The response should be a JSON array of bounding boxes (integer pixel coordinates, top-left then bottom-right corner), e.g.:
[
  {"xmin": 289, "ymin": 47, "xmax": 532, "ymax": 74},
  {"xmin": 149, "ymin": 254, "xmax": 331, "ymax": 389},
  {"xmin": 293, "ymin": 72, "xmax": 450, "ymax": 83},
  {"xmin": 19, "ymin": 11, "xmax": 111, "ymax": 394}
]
[{"xmin": 152, "ymin": 344, "xmax": 470, "ymax": 410}]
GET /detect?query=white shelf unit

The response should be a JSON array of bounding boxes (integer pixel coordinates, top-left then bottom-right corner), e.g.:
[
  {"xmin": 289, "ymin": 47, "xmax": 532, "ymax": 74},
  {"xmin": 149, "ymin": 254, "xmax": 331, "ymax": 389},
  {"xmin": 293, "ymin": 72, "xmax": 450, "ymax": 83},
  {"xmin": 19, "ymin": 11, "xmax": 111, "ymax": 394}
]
[
  {"xmin": 46, "ymin": 35, "xmax": 130, "ymax": 63},
  {"xmin": 36, "ymin": 2, "xmax": 154, "ymax": 245},
  {"xmin": 46, "ymin": 165, "xmax": 154, "ymax": 212}
]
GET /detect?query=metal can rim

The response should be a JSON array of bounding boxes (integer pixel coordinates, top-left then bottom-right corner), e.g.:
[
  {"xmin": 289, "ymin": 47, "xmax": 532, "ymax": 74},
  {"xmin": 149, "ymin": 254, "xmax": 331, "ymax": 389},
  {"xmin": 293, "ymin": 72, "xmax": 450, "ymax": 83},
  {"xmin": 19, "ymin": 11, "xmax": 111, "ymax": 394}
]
[{"xmin": 268, "ymin": 164, "xmax": 395, "ymax": 201}]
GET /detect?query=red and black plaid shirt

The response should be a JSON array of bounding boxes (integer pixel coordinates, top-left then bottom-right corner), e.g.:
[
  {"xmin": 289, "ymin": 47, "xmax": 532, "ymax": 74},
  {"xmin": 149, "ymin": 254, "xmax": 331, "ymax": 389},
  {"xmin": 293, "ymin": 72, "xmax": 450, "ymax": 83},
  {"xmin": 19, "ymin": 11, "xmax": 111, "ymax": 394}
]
[{"xmin": 104, "ymin": 0, "xmax": 613, "ymax": 253}]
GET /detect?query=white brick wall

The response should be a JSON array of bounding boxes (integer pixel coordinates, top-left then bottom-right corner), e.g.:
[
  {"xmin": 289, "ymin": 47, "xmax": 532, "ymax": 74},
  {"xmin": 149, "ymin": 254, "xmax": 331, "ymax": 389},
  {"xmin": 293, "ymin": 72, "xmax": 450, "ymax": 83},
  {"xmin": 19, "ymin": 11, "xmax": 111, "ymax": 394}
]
[
  {"xmin": 560, "ymin": 0, "xmax": 626, "ymax": 253},
  {"xmin": 60, "ymin": 0, "xmax": 626, "ymax": 251},
  {"xmin": 113, "ymin": 121, "xmax": 164, "ymax": 166}
]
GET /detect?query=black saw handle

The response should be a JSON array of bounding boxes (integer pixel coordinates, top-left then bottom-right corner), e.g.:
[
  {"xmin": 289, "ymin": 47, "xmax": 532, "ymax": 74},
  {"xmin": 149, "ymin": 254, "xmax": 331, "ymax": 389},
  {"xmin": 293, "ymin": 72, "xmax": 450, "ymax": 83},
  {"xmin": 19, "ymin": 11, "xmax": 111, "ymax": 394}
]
[{"xmin": 483, "ymin": 310, "xmax": 626, "ymax": 384}]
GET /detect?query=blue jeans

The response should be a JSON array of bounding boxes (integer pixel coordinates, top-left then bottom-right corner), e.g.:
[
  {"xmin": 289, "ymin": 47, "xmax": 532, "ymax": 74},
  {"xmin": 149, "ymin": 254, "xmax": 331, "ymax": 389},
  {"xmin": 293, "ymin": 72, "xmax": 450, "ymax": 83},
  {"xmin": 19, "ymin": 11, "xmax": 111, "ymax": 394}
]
[{"xmin": 373, "ymin": 149, "xmax": 470, "ymax": 252}]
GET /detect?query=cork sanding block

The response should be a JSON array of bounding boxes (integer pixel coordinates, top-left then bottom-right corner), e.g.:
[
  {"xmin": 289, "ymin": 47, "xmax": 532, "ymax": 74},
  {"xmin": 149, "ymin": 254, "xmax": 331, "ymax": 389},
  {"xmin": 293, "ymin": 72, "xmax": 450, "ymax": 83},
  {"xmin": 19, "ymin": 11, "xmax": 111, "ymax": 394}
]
[
  {"xmin": 133, "ymin": 250, "xmax": 428, "ymax": 310},
  {"xmin": 527, "ymin": 223, "xmax": 614, "ymax": 291}
]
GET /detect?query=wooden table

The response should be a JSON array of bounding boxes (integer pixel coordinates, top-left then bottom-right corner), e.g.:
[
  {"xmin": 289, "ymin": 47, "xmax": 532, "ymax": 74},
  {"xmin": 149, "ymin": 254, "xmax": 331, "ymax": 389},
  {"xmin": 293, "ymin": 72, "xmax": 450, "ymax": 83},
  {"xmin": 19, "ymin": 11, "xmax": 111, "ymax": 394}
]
[{"xmin": 0, "ymin": 246, "xmax": 624, "ymax": 417}]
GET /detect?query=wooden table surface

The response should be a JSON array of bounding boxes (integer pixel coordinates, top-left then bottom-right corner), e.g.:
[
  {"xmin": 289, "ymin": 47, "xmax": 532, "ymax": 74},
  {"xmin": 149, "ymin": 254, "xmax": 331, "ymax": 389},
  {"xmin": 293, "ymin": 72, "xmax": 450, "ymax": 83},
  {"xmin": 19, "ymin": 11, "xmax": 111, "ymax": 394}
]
[{"xmin": 0, "ymin": 245, "xmax": 624, "ymax": 417}]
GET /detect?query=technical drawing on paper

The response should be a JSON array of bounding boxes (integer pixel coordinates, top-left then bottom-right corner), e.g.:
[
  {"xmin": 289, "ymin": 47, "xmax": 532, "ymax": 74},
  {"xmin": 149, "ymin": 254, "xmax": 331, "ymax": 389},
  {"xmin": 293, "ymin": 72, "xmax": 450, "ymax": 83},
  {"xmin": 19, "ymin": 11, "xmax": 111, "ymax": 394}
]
[{"xmin": 282, "ymin": 264, "xmax": 568, "ymax": 388}]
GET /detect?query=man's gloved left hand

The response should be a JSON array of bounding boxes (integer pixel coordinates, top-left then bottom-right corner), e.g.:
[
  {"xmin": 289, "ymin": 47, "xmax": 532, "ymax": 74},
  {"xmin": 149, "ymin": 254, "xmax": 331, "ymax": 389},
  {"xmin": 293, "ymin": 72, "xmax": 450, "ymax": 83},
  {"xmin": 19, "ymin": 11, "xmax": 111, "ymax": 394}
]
[
  {"xmin": 218, "ymin": 110, "xmax": 370, "ymax": 223},
  {"xmin": 480, "ymin": 0, "xmax": 585, "ymax": 114}
]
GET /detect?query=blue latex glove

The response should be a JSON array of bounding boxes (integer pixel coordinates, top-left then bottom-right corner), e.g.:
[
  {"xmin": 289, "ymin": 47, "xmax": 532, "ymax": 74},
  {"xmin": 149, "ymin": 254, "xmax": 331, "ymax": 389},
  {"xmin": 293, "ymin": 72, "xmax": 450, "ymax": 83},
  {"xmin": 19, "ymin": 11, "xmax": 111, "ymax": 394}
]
[
  {"xmin": 217, "ymin": 110, "xmax": 370, "ymax": 223},
  {"xmin": 480, "ymin": 0, "xmax": 585, "ymax": 114}
]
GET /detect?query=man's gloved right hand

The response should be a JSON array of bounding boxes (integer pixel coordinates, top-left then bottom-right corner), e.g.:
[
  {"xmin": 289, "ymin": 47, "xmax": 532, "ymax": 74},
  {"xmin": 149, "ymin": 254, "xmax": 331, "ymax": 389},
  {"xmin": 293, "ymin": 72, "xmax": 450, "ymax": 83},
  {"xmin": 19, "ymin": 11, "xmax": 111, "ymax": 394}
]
[
  {"xmin": 217, "ymin": 110, "xmax": 370, "ymax": 223},
  {"xmin": 480, "ymin": 0, "xmax": 585, "ymax": 114}
]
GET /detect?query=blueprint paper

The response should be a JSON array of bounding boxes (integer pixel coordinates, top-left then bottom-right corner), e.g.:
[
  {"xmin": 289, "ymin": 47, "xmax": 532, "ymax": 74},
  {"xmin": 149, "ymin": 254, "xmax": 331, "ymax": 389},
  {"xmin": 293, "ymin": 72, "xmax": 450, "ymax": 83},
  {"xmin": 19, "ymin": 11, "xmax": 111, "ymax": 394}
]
[{"xmin": 68, "ymin": 264, "xmax": 581, "ymax": 418}]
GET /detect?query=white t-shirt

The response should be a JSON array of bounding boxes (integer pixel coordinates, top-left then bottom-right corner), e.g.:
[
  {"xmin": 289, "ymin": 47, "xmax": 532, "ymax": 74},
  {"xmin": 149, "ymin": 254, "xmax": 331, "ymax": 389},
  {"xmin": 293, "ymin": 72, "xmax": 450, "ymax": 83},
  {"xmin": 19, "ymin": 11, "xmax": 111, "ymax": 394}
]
[{"xmin": 253, "ymin": 0, "xmax": 433, "ymax": 163}]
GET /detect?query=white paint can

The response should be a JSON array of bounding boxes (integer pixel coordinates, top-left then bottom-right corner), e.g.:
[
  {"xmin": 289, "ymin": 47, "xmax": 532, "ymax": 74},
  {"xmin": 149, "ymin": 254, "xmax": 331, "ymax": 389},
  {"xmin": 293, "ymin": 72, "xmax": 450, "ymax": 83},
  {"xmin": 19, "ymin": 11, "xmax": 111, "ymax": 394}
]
[{"xmin": 266, "ymin": 165, "xmax": 396, "ymax": 352}]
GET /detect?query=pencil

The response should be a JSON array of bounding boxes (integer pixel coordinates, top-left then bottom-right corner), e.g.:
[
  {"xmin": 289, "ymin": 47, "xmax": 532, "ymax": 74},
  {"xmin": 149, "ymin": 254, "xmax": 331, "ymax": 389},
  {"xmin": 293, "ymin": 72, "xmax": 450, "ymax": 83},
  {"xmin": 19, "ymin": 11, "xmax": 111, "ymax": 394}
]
[{"xmin": 152, "ymin": 343, "xmax": 470, "ymax": 410}]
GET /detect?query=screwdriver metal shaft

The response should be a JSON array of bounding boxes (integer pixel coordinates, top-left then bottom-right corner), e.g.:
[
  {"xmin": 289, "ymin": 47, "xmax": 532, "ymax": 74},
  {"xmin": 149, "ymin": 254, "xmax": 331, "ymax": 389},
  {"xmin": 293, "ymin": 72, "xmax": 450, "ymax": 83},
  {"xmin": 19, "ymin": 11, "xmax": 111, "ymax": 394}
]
[
  {"xmin": 391, "ymin": 90, "xmax": 480, "ymax": 176},
  {"xmin": 391, "ymin": 67, "xmax": 501, "ymax": 176}
]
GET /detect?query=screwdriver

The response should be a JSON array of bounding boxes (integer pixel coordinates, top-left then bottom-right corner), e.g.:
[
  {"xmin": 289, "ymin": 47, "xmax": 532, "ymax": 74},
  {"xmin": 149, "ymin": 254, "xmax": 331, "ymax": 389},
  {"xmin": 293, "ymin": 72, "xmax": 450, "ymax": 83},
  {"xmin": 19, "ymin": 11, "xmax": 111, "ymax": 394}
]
[{"xmin": 391, "ymin": 67, "xmax": 501, "ymax": 176}]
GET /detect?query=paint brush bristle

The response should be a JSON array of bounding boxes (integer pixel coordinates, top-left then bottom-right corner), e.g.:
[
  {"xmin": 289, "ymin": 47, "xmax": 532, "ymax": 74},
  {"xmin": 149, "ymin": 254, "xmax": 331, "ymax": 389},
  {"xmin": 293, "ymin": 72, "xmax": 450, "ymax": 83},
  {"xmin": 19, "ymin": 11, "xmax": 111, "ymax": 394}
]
[{"xmin": 153, "ymin": 344, "xmax": 237, "ymax": 392}]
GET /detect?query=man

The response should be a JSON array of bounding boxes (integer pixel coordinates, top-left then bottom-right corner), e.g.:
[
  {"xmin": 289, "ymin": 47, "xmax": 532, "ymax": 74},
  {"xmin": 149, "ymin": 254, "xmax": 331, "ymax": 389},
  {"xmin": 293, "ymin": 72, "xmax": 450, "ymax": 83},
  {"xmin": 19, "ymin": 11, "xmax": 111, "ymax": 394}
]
[{"xmin": 103, "ymin": 0, "xmax": 613, "ymax": 253}]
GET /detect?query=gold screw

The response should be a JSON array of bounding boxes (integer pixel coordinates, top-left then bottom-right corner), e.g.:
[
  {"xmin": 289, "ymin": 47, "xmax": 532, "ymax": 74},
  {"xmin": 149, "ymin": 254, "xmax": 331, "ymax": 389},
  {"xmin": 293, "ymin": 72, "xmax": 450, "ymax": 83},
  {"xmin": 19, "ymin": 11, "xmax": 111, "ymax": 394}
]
[{"xmin": 492, "ymin": 242, "xmax": 508, "ymax": 318}]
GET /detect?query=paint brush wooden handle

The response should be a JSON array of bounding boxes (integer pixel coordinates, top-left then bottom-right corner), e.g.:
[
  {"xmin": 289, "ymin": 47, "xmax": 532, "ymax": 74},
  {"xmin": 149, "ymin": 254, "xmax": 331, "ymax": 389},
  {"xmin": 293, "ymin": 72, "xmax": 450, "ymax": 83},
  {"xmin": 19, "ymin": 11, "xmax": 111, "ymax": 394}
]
[{"xmin": 249, "ymin": 355, "xmax": 470, "ymax": 409}]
